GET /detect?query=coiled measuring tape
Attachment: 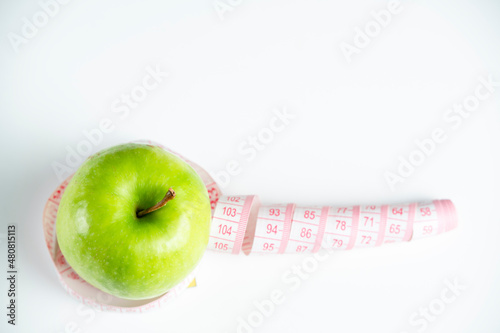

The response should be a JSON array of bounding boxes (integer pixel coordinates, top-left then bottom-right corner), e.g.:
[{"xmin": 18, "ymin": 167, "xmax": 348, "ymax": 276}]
[{"xmin": 42, "ymin": 141, "xmax": 458, "ymax": 312}]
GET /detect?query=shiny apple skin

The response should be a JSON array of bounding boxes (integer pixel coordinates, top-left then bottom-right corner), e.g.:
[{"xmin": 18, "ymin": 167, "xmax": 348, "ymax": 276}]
[{"xmin": 56, "ymin": 143, "xmax": 211, "ymax": 300}]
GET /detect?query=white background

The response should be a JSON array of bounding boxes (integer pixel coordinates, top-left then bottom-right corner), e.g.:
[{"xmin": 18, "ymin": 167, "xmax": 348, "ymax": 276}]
[{"xmin": 1, "ymin": 0, "xmax": 500, "ymax": 332}]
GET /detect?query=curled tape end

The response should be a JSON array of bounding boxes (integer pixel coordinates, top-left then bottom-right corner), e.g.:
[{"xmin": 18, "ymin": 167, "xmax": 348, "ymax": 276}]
[{"xmin": 439, "ymin": 199, "xmax": 458, "ymax": 232}]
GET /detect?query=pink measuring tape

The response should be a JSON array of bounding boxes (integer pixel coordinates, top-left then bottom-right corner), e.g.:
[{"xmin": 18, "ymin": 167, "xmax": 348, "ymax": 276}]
[
  {"xmin": 211, "ymin": 196, "xmax": 456, "ymax": 255},
  {"xmin": 42, "ymin": 141, "xmax": 458, "ymax": 312}
]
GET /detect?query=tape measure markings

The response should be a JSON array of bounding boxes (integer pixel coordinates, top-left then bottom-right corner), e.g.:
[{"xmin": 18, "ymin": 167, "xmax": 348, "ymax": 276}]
[
  {"xmin": 209, "ymin": 195, "xmax": 255, "ymax": 254},
  {"xmin": 412, "ymin": 201, "xmax": 439, "ymax": 239},
  {"xmin": 346, "ymin": 205, "xmax": 360, "ymax": 250},
  {"xmin": 278, "ymin": 203, "xmax": 295, "ymax": 254},
  {"xmin": 375, "ymin": 205, "xmax": 388, "ymax": 246},
  {"xmin": 285, "ymin": 206, "xmax": 323, "ymax": 253},
  {"xmin": 250, "ymin": 203, "xmax": 289, "ymax": 254},
  {"xmin": 404, "ymin": 203, "xmax": 417, "ymax": 241},
  {"xmin": 383, "ymin": 203, "xmax": 411, "ymax": 244},
  {"xmin": 355, "ymin": 205, "xmax": 383, "ymax": 248}
]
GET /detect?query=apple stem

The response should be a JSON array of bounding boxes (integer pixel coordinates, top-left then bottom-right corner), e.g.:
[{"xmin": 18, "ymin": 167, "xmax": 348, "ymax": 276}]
[{"xmin": 136, "ymin": 188, "xmax": 176, "ymax": 218}]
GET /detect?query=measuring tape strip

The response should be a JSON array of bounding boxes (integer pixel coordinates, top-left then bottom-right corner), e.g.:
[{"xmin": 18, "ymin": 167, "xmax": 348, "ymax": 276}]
[
  {"xmin": 43, "ymin": 141, "xmax": 458, "ymax": 312},
  {"xmin": 208, "ymin": 195, "xmax": 259, "ymax": 254},
  {"xmin": 244, "ymin": 203, "xmax": 295, "ymax": 254},
  {"xmin": 210, "ymin": 199, "xmax": 458, "ymax": 254}
]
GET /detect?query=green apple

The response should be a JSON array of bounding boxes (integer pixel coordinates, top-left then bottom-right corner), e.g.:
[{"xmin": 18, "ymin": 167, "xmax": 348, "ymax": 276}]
[{"xmin": 56, "ymin": 143, "xmax": 211, "ymax": 300}]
